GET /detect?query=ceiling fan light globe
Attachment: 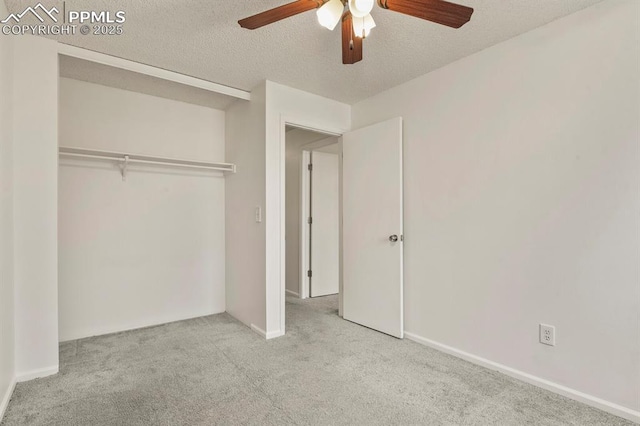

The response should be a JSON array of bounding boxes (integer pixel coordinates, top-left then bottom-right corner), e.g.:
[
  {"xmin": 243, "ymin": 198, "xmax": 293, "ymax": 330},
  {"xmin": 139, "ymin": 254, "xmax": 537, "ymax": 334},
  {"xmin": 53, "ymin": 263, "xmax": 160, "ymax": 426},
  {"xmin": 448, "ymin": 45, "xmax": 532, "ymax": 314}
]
[
  {"xmin": 348, "ymin": 0, "xmax": 374, "ymax": 18},
  {"xmin": 353, "ymin": 13, "xmax": 375, "ymax": 38},
  {"xmin": 317, "ymin": 0, "xmax": 343, "ymax": 30}
]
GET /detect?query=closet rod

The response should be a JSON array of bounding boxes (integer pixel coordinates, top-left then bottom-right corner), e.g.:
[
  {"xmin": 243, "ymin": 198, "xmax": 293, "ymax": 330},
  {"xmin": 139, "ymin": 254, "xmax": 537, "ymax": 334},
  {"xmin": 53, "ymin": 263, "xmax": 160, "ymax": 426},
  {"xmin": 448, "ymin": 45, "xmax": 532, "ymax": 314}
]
[{"xmin": 59, "ymin": 147, "xmax": 236, "ymax": 173}]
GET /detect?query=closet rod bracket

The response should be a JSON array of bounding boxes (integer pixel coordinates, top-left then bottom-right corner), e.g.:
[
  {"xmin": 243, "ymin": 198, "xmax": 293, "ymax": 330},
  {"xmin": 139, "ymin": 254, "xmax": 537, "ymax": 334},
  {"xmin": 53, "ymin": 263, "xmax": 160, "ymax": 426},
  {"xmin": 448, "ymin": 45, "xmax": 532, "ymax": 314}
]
[{"xmin": 120, "ymin": 155, "xmax": 129, "ymax": 181}]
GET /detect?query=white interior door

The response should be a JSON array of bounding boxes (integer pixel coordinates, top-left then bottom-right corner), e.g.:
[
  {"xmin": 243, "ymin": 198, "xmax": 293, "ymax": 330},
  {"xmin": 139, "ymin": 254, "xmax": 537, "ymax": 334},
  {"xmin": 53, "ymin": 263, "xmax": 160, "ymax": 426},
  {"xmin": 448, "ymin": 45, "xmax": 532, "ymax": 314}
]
[
  {"xmin": 343, "ymin": 117, "xmax": 403, "ymax": 338},
  {"xmin": 310, "ymin": 151, "xmax": 340, "ymax": 297}
]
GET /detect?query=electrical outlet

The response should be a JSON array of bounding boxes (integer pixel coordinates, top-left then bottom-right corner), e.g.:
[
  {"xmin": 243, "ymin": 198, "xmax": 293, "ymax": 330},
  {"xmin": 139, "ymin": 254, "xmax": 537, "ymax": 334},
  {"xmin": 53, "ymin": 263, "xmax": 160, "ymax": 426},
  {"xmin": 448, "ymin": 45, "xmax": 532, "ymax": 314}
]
[{"xmin": 539, "ymin": 324, "xmax": 555, "ymax": 346}]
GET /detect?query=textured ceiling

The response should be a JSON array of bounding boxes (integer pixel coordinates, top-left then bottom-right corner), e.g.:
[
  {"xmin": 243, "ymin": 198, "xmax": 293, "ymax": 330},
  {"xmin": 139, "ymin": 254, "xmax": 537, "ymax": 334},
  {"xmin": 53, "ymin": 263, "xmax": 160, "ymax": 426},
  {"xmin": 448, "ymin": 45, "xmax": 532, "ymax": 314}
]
[{"xmin": 6, "ymin": 0, "xmax": 603, "ymax": 104}]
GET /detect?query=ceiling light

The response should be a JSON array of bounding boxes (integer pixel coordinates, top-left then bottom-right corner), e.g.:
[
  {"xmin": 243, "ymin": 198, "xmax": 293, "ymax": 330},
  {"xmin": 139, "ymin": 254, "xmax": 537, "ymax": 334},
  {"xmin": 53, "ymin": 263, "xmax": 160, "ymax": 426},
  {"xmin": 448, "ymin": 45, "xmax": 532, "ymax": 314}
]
[
  {"xmin": 348, "ymin": 0, "xmax": 374, "ymax": 18},
  {"xmin": 353, "ymin": 14, "xmax": 376, "ymax": 38},
  {"xmin": 317, "ymin": 0, "xmax": 343, "ymax": 31}
]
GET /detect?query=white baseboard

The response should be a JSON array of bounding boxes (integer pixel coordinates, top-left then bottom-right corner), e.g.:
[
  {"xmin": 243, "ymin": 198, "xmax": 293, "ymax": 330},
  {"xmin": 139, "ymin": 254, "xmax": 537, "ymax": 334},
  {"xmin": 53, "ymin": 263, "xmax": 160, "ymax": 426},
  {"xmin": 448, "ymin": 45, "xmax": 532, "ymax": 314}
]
[
  {"xmin": 251, "ymin": 324, "xmax": 285, "ymax": 340},
  {"xmin": 285, "ymin": 289, "xmax": 300, "ymax": 298},
  {"xmin": 0, "ymin": 376, "xmax": 16, "ymax": 422},
  {"xmin": 59, "ymin": 309, "xmax": 225, "ymax": 342},
  {"xmin": 266, "ymin": 329, "xmax": 285, "ymax": 339},
  {"xmin": 404, "ymin": 332, "xmax": 640, "ymax": 424},
  {"xmin": 250, "ymin": 323, "xmax": 267, "ymax": 338},
  {"xmin": 15, "ymin": 365, "xmax": 58, "ymax": 383}
]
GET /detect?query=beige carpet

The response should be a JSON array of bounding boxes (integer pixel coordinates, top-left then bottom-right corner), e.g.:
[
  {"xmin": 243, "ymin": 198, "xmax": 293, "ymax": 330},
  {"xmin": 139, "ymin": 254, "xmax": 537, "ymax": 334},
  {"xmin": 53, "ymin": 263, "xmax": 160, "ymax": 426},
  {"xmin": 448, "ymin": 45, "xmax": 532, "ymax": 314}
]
[{"xmin": 1, "ymin": 295, "xmax": 631, "ymax": 425}]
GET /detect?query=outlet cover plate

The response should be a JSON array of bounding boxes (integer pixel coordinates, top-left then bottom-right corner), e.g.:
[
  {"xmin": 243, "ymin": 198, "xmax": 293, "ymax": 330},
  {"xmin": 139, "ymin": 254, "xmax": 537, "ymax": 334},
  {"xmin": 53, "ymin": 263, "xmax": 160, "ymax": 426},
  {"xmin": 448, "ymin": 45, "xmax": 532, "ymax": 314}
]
[{"xmin": 539, "ymin": 324, "xmax": 555, "ymax": 346}]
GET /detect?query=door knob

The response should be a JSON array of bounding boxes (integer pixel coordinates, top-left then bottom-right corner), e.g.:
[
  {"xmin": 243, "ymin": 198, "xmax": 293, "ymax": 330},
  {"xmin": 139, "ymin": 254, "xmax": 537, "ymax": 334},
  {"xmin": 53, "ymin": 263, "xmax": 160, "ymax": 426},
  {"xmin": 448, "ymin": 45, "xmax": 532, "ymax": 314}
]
[{"xmin": 389, "ymin": 234, "xmax": 398, "ymax": 242}]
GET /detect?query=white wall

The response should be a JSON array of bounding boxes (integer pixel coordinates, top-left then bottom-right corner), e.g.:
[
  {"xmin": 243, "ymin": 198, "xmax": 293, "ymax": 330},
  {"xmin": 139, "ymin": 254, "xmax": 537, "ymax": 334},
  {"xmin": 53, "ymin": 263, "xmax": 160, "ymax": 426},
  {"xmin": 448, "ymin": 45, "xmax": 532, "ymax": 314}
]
[
  {"xmin": 12, "ymin": 36, "xmax": 59, "ymax": 380},
  {"xmin": 265, "ymin": 81, "xmax": 350, "ymax": 336},
  {"xmin": 225, "ymin": 83, "xmax": 267, "ymax": 332},
  {"xmin": 352, "ymin": 0, "xmax": 639, "ymax": 418},
  {"xmin": 58, "ymin": 78, "xmax": 226, "ymax": 341},
  {"xmin": 0, "ymin": 0, "xmax": 15, "ymax": 417},
  {"xmin": 60, "ymin": 79, "xmax": 225, "ymax": 160}
]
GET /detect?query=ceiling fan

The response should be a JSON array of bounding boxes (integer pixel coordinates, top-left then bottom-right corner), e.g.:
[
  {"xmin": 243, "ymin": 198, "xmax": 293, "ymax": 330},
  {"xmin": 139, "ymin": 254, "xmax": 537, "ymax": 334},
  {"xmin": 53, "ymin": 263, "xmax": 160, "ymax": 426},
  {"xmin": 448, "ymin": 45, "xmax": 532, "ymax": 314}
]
[{"xmin": 238, "ymin": 0, "xmax": 474, "ymax": 65}]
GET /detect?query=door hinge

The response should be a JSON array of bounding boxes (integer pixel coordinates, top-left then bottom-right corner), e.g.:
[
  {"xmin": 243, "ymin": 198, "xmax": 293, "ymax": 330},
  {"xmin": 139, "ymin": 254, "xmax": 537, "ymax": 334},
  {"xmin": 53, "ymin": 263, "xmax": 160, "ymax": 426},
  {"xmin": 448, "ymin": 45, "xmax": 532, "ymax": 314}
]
[
  {"xmin": 308, "ymin": 163, "xmax": 313, "ymax": 171},
  {"xmin": 308, "ymin": 217, "xmax": 312, "ymax": 224},
  {"xmin": 307, "ymin": 270, "xmax": 312, "ymax": 278}
]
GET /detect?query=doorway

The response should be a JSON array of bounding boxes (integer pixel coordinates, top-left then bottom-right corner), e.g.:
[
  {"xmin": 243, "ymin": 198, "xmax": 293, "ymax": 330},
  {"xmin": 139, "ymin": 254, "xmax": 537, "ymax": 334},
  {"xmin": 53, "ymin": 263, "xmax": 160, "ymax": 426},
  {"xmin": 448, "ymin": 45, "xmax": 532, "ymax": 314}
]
[
  {"xmin": 285, "ymin": 127, "xmax": 340, "ymax": 302},
  {"xmin": 279, "ymin": 117, "xmax": 404, "ymax": 340}
]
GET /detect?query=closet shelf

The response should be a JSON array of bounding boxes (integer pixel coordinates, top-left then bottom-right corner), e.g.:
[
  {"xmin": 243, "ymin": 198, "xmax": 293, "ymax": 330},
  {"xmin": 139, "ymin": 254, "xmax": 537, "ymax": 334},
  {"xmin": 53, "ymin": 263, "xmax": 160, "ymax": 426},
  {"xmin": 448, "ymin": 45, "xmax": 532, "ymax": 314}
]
[{"xmin": 59, "ymin": 146, "xmax": 236, "ymax": 178}]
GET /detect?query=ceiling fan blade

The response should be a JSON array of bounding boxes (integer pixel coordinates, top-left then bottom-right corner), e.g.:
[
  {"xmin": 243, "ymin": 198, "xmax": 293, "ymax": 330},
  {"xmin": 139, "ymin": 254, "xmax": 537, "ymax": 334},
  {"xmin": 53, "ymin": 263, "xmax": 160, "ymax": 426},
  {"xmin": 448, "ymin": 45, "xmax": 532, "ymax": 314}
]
[
  {"xmin": 377, "ymin": 0, "xmax": 473, "ymax": 28},
  {"xmin": 239, "ymin": 0, "xmax": 324, "ymax": 30},
  {"xmin": 342, "ymin": 12, "xmax": 363, "ymax": 65}
]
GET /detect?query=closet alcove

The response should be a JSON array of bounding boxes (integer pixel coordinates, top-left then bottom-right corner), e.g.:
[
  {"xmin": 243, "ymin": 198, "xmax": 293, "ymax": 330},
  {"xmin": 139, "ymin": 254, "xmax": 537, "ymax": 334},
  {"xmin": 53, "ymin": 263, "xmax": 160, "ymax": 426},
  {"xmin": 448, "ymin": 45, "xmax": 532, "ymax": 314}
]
[{"xmin": 57, "ymin": 49, "xmax": 244, "ymax": 341}]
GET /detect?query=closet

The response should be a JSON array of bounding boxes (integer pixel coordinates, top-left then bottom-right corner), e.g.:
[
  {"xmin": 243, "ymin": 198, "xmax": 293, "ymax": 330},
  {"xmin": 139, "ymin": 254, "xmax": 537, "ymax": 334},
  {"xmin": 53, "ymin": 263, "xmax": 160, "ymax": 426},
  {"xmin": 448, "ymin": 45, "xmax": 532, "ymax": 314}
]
[{"xmin": 57, "ymin": 49, "xmax": 244, "ymax": 342}]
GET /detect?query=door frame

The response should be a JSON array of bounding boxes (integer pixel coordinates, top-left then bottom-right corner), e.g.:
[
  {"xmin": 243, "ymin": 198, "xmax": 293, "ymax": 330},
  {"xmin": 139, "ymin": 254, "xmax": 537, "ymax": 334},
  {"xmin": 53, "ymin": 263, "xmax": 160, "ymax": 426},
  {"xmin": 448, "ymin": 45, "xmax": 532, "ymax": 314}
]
[
  {"xmin": 300, "ymin": 150, "xmax": 311, "ymax": 299},
  {"xmin": 280, "ymin": 115, "xmax": 344, "ymax": 334}
]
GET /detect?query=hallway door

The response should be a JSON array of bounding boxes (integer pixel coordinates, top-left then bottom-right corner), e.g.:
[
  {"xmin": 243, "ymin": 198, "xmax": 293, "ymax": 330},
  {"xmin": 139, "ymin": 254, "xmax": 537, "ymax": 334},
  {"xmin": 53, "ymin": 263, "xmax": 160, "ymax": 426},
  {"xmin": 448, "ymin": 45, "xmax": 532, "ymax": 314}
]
[{"xmin": 309, "ymin": 151, "xmax": 340, "ymax": 297}]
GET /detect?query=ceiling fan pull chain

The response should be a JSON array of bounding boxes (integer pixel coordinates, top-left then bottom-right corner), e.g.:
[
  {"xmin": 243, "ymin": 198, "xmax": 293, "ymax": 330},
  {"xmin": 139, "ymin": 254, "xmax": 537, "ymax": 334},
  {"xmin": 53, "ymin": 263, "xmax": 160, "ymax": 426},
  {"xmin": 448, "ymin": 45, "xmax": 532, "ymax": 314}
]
[{"xmin": 349, "ymin": 18, "xmax": 354, "ymax": 51}]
